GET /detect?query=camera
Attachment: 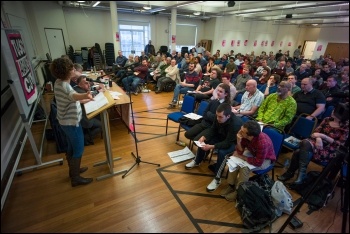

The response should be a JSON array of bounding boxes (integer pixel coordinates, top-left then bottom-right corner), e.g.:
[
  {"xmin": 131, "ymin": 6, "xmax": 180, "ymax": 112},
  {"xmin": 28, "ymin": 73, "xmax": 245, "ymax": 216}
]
[{"xmin": 91, "ymin": 86, "xmax": 99, "ymax": 97}]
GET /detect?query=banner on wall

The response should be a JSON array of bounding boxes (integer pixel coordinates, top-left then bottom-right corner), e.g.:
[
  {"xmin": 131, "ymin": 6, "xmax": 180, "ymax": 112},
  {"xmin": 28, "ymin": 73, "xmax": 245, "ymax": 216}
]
[
  {"xmin": 254, "ymin": 40, "xmax": 257, "ymax": 47},
  {"xmin": 116, "ymin": 32, "xmax": 120, "ymax": 42},
  {"xmin": 231, "ymin": 40, "xmax": 235, "ymax": 46},
  {"xmin": 244, "ymin": 40, "xmax": 248, "ymax": 46},
  {"xmin": 237, "ymin": 40, "xmax": 241, "ymax": 46},
  {"xmin": 261, "ymin": 40, "xmax": 265, "ymax": 46},
  {"xmin": 222, "ymin": 40, "xmax": 226, "ymax": 47},
  {"xmin": 265, "ymin": 40, "xmax": 268, "ymax": 46},
  {"xmin": 317, "ymin": 45, "xmax": 323, "ymax": 51},
  {"xmin": 172, "ymin": 35, "xmax": 176, "ymax": 43},
  {"xmin": 288, "ymin": 42, "xmax": 292, "ymax": 46},
  {"xmin": 271, "ymin": 41, "xmax": 275, "ymax": 46},
  {"xmin": 280, "ymin": 41, "xmax": 283, "ymax": 47}
]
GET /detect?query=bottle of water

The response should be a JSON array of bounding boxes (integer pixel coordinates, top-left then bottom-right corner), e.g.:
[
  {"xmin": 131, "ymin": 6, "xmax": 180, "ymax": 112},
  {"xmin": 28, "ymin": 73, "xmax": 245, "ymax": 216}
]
[{"xmin": 176, "ymin": 141, "xmax": 186, "ymax": 147}]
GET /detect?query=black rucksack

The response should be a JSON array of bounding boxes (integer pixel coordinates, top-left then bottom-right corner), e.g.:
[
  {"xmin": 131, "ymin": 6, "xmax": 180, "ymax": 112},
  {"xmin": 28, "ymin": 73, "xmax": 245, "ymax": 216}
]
[
  {"xmin": 236, "ymin": 181, "xmax": 276, "ymax": 231},
  {"xmin": 293, "ymin": 171, "xmax": 333, "ymax": 211}
]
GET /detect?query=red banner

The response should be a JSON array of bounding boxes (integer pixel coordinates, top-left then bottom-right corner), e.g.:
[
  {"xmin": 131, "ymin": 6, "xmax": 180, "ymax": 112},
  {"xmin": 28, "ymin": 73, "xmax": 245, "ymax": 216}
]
[
  {"xmin": 261, "ymin": 40, "xmax": 265, "ymax": 46},
  {"xmin": 222, "ymin": 40, "xmax": 226, "ymax": 47},
  {"xmin": 116, "ymin": 32, "xmax": 119, "ymax": 42},
  {"xmin": 271, "ymin": 41, "xmax": 275, "ymax": 46},
  {"xmin": 280, "ymin": 41, "xmax": 283, "ymax": 47},
  {"xmin": 244, "ymin": 40, "xmax": 248, "ymax": 46},
  {"xmin": 231, "ymin": 40, "xmax": 235, "ymax": 46},
  {"xmin": 254, "ymin": 40, "xmax": 257, "ymax": 47},
  {"xmin": 172, "ymin": 35, "xmax": 176, "ymax": 43},
  {"xmin": 237, "ymin": 40, "xmax": 241, "ymax": 46}
]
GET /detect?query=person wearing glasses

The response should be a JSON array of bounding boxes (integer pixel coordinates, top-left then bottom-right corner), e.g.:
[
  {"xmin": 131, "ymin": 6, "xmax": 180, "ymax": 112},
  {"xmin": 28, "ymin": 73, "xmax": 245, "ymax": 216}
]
[{"xmin": 256, "ymin": 81, "xmax": 297, "ymax": 130}]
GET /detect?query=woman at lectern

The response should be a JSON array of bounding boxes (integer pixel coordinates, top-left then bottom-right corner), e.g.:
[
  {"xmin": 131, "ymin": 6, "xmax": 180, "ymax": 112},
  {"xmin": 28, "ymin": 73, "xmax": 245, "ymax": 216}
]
[{"xmin": 50, "ymin": 57, "xmax": 94, "ymax": 187}]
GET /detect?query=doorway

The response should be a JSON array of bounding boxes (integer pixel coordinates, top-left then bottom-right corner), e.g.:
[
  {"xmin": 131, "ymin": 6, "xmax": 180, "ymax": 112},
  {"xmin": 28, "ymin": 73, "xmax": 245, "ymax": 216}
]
[
  {"xmin": 44, "ymin": 28, "xmax": 66, "ymax": 60},
  {"xmin": 302, "ymin": 41, "xmax": 316, "ymax": 60}
]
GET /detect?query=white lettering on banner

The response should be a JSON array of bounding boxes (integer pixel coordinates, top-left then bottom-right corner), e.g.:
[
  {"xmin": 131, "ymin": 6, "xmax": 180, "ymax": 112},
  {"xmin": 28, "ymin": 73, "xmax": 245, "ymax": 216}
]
[
  {"xmin": 10, "ymin": 37, "xmax": 26, "ymax": 58},
  {"xmin": 17, "ymin": 56, "xmax": 31, "ymax": 77}
]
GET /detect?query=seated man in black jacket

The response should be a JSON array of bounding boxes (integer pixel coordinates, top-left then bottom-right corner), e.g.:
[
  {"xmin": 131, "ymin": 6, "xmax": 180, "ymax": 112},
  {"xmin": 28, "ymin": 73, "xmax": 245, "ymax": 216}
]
[{"xmin": 74, "ymin": 76, "xmax": 102, "ymax": 145}]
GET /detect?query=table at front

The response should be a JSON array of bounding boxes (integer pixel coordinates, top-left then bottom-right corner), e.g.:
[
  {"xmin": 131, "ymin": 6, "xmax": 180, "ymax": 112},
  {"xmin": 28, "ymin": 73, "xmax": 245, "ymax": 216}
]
[{"xmin": 86, "ymin": 82, "xmax": 130, "ymax": 180}]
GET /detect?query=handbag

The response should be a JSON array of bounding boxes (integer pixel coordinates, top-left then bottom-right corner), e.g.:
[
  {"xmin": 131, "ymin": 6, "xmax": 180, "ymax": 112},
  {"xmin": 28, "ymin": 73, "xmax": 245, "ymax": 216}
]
[{"xmin": 178, "ymin": 116, "xmax": 202, "ymax": 127}]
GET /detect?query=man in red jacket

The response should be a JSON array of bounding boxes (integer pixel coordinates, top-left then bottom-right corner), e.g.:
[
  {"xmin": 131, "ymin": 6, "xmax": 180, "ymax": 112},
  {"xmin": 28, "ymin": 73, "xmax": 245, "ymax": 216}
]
[{"xmin": 122, "ymin": 59, "xmax": 148, "ymax": 95}]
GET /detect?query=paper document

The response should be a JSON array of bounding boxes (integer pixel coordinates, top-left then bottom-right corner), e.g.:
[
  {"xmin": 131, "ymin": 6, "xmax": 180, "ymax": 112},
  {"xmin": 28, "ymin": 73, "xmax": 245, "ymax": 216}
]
[
  {"xmin": 109, "ymin": 90, "xmax": 123, "ymax": 100},
  {"xmin": 194, "ymin": 141, "xmax": 206, "ymax": 147},
  {"xmin": 187, "ymin": 90, "xmax": 197, "ymax": 94},
  {"xmin": 84, "ymin": 92, "xmax": 108, "ymax": 114},
  {"xmin": 184, "ymin": 113, "xmax": 203, "ymax": 120},
  {"xmin": 167, "ymin": 146, "xmax": 195, "ymax": 163},
  {"xmin": 284, "ymin": 136, "xmax": 301, "ymax": 147},
  {"xmin": 226, "ymin": 156, "xmax": 256, "ymax": 172}
]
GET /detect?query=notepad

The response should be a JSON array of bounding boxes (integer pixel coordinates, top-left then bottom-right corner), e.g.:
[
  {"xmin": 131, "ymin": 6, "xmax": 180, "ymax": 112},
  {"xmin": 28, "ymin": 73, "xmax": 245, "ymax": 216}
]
[
  {"xmin": 84, "ymin": 92, "xmax": 108, "ymax": 114},
  {"xmin": 183, "ymin": 113, "xmax": 202, "ymax": 120},
  {"xmin": 227, "ymin": 156, "xmax": 256, "ymax": 172}
]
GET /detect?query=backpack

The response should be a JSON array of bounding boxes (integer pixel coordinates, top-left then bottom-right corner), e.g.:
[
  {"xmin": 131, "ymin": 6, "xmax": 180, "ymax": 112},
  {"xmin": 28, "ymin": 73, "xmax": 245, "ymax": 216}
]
[
  {"xmin": 293, "ymin": 171, "xmax": 333, "ymax": 211},
  {"xmin": 236, "ymin": 181, "xmax": 276, "ymax": 231},
  {"xmin": 178, "ymin": 116, "xmax": 202, "ymax": 127}
]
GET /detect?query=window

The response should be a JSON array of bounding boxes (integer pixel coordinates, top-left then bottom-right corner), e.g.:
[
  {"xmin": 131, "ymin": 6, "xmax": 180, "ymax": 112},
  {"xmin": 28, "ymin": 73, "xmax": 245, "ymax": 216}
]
[
  {"xmin": 170, "ymin": 24, "xmax": 197, "ymax": 52},
  {"xmin": 119, "ymin": 21, "xmax": 150, "ymax": 58}
]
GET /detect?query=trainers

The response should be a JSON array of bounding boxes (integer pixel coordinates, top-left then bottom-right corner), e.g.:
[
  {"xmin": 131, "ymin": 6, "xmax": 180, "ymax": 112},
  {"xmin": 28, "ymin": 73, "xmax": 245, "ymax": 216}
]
[
  {"xmin": 133, "ymin": 92, "xmax": 138, "ymax": 96},
  {"xmin": 225, "ymin": 191, "xmax": 237, "ymax": 202},
  {"xmin": 220, "ymin": 185, "xmax": 235, "ymax": 197},
  {"xmin": 207, "ymin": 178, "xmax": 221, "ymax": 192},
  {"xmin": 185, "ymin": 160, "xmax": 199, "ymax": 169},
  {"xmin": 169, "ymin": 100, "xmax": 177, "ymax": 105}
]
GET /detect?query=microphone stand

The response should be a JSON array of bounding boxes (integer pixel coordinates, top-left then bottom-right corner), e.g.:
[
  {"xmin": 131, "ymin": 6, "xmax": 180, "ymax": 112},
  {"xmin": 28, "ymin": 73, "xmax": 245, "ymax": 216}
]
[{"xmin": 122, "ymin": 87, "xmax": 160, "ymax": 178}]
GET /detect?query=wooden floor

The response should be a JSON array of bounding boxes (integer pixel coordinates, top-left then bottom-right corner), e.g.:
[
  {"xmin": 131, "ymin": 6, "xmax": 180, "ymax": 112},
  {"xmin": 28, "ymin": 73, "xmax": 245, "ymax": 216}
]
[{"xmin": 1, "ymin": 90, "xmax": 347, "ymax": 233}]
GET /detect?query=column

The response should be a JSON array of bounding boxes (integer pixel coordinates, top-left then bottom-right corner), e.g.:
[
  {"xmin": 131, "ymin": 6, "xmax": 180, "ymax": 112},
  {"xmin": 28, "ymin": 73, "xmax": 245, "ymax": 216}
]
[
  {"xmin": 171, "ymin": 8, "xmax": 177, "ymax": 52},
  {"xmin": 110, "ymin": 1, "xmax": 119, "ymax": 53}
]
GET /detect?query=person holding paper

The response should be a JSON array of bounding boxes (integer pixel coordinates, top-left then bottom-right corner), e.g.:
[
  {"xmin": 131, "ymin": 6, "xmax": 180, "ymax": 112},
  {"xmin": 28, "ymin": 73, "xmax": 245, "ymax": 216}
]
[
  {"xmin": 122, "ymin": 59, "xmax": 149, "ymax": 95},
  {"xmin": 185, "ymin": 103, "xmax": 243, "ymax": 192},
  {"xmin": 50, "ymin": 57, "xmax": 94, "ymax": 187},
  {"xmin": 220, "ymin": 120, "xmax": 276, "ymax": 201}
]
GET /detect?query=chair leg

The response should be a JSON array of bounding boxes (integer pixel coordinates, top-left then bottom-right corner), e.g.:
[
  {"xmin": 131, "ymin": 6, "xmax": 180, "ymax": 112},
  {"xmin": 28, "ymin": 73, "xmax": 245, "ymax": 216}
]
[
  {"xmin": 176, "ymin": 124, "xmax": 181, "ymax": 141},
  {"xmin": 166, "ymin": 118, "xmax": 169, "ymax": 135}
]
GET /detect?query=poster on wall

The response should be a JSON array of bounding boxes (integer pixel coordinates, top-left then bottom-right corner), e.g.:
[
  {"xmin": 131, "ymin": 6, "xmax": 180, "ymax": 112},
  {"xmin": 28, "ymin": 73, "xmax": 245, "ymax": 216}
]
[
  {"xmin": 231, "ymin": 40, "xmax": 235, "ymax": 46},
  {"xmin": 261, "ymin": 40, "xmax": 265, "ymax": 46},
  {"xmin": 265, "ymin": 40, "xmax": 268, "ymax": 46},
  {"xmin": 288, "ymin": 42, "xmax": 292, "ymax": 46},
  {"xmin": 116, "ymin": 32, "xmax": 119, "ymax": 42},
  {"xmin": 271, "ymin": 41, "xmax": 275, "ymax": 46},
  {"xmin": 172, "ymin": 35, "xmax": 176, "ymax": 43},
  {"xmin": 244, "ymin": 40, "xmax": 248, "ymax": 46},
  {"xmin": 317, "ymin": 45, "xmax": 323, "ymax": 51},
  {"xmin": 254, "ymin": 40, "xmax": 257, "ymax": 47},
  {"xmin": 237, "ymin": 40, "xmax": 241, "ymax": 46},
  {"xmin": 222, "ymin": 40, "xmax": 226, "ymax": 47},
  {"xmin": 280, "ymin": 41, "xmax": 283, "ymax": 47}
]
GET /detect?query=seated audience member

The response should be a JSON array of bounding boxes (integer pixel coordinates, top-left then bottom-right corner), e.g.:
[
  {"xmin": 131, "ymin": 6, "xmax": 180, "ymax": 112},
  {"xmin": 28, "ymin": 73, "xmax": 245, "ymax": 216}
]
[
  {"xmin": 115, "ymin": 50, "xmax": 128, "ymax": 68},
  {"xmin": 232, "ymin": 79, "xmax": 264, "ymax": 118},
  {"xmin": 320, "ymin": 76, "xmax": 341, "ymax": 107},
  {"xmin": 259, "ymin": 74, "xmax": 281, "ymax": 97},
  {"xmin": 293, "ymin": 77, "xmax": 326, "ymax": 119},
  {"xmin": 256, "ymin": 81, "xmax": 297, "ymax": 130},
  {"xmin": 267, "ymin": 55, "xmax": 277, "ymax": 70},
  {"xmin": 153, "ymin": 57, "xmax": 171, "ymax": 82},
  {"xmin": 320, "ymin": 63, "xmax": 335, "ymax": 81},
  {"xmin": 70, "ymin": 63, "xmax": 83, "ymax": 87},
  {"xmin": 278, "ymin": 105, "xmax": 349, "ymax": 185},
  {"xmin": 179, "ymin": 57, "xmax": 190, "ymax": 81},
  {"xmin": 185, "ymin": 103, "xmax": 243, "ymax": 192},
  {"xmin": 294, "ymin": 64, "xmax": 310, "ymax": 81},
  {"xmin": 115, "ymin": 54, "xmax": 134, "ymax": 79},
  {"xmin": 233, "ymin": 67, "xmax": 252, "ymax": 94},
  {"xmin": 253, "ymin": 59, "xmax": 270, "ymax": 79},
  {"xmin": 271, "ymin": 60, "xmax": 287, "ymax": 79},
  {"xmin": 194, "ymin": 56, "xmax": 203, "ymax": 74},
  {"xmin": 206, "ymin": 57, "xmax": 216, "ymax": 74},
  {"xmin": 217, "ymin": 54, "xmax": 229, "ymax": 70},
  {"xmin": 285, "ymin": 60, "xmax": 295, "ymax": 76},
  {"xmin": 197, "ymin": 53, "xmax": 208, "ymax": 70},
  {"xmin": 122, "ymin": 59, "xmax": 148, "ymax": 95},
  {"xmin": 189, "ymin": 67, "xmax": 221, "ymax": 103},
  {"xmin": 257, "ymin": 67, "xmax": 271, "ymax": 85},
  {"xmin": 154, "ymin": 59, "xmax": 179, "ymax": 93},
  {"xmin": 224, "ymin": 56, "xmax": 237, "ymax": 78},
  {"xmin": 168, "ymin": 62, "xmax": 200, "ymax": 108},
  {"xmin": 220, "ymin": 120, "xmax": 276, "ymax": 201},
  {"xmin": 185, "ymin": 83, "xmax": 231, "ymax": 141},
  {"xmin": 211, "ymin": 73, "xmax": 237, "ymax": 105},
  {"xmin": 310, "ymin": 74, "xmax": 322, "ymax": 89},
  {"xmin": 287, "ymin": 74, "xmax": 301, "ymax": 96},
  {"xmin": 73, "ymin": 76, "xmax": 102, "ymax": 145},
  {"xmin": 338, "ymin": 71, "xmax": 349, "ymax": 93}
]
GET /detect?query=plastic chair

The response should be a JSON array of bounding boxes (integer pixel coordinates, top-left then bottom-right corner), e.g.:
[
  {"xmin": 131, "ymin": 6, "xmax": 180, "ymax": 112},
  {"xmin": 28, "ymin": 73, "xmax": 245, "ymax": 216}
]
[
  {"xmin": 321, "ymin": 105, "xmax": 334, "ymax": 119},
  {"xmin": 283, "ymin": 113, "xmax": 318, "ymax": 151},
  {"xmin": 166, "ymin": 95, "xmax": 195, "ymax": 136},
  {"xmin": 233, "ymin": 93, "xmax": 243, "ymax": 105},
  {"xmin": 252, "ymin": 125, "xmax": 285, "ymax": 180},
  {"xmin": 176, "ymin": 100, "xmax": 209, "ymax": 142}
]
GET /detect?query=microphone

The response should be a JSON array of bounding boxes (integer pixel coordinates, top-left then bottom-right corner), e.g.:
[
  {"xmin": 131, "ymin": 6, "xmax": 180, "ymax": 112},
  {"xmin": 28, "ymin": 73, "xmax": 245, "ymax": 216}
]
[{"xmin": 86, "ymin": 77, "xmax": 104, "ymax": 84}]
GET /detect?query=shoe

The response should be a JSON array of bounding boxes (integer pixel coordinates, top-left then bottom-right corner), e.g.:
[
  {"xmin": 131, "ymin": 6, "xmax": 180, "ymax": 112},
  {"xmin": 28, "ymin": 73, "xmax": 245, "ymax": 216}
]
[
  {"xmin": 208, "ymin": 163, "xmax": 216, "ymax": 174},
  {"xmin": 277, "ymin": 171, "xmax": 294, "ymax": 182},
  {"xmin": 220, "ymin": 185, "xmax": 235, "ymax": 197},
  {"xmin": 167, "ymin": 103, "xmax": 177, "ymax": 109},
  {"xmin": 207, "ymin": 178, "xmax": 221, "ymax": 192},
  {"xmin": 185, "ymin": 160, "xmax": 199, "ymax": 169},
  {"xmin": 169, "ymin": 100, "xmax": 177, "ymax": 105},
  {"xmin": 155, "ymin": 90, "xmax": 162, "ymax": 94},
  {"xmin": 133, "ymin": 92, "xmax": 138, "ymax": 96},
  {"xmin": 225, "ymin": 191, "xmax": 237, "ymax": 202}
]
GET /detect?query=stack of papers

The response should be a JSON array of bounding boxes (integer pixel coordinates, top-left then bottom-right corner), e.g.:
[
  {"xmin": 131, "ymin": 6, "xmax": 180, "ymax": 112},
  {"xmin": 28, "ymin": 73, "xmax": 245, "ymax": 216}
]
[
  {"xmin": 84, "ymin": 92, "xmax": 108, "ymax": 114},
  {"xmin": 109, "ymin": 90, "xmax": 123, "ymax": 100},
  {"xmin": 194, "ymin": 141, "xmax": 206, "ymax": 147},
  {"xmin": 183, "ymin": 113, "xmax": 202, "ymax": 120},
  {"xmin": 167, "ymin": 146, "xmax": 195, "ymax": 163},
  {"xmin": 226, "ymin": 156, "xmax": 256, "ymax": 172}
]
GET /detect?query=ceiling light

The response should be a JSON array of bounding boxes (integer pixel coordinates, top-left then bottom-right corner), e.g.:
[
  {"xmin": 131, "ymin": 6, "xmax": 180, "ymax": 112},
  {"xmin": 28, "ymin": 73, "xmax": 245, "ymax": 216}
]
[
  {"xmin": 143, "ymin": 1, "xmax": 151, "ymax": 10},
  {"xmin": 92, "ymin": 1, "xmax": 100, "ymax": 7},
  {"xmin": 77, "ymin": 1, "xmax": 85, "ymax": 2},
  {"xmin": 312, "ymin": 23, "xmax": 319, "ymax": 26},
  {"xmin": 193, "ymin": 12, "xmax": 201, "ymax": 16}
]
